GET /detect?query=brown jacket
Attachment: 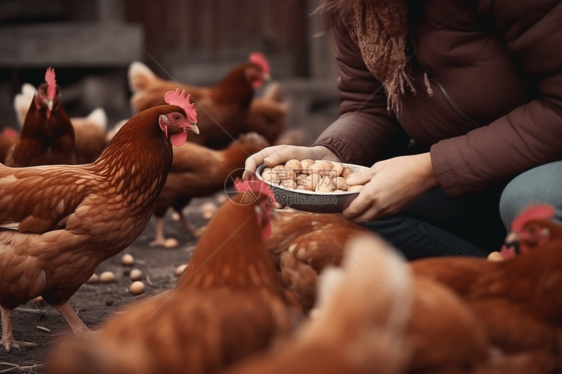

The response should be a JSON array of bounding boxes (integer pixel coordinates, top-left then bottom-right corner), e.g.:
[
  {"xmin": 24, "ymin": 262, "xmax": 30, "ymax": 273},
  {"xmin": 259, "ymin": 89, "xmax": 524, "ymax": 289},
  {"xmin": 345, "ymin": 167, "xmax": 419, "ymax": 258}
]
[{"xmin": 314, "ymin": 0, "xmax": 562, "ymax": 198}]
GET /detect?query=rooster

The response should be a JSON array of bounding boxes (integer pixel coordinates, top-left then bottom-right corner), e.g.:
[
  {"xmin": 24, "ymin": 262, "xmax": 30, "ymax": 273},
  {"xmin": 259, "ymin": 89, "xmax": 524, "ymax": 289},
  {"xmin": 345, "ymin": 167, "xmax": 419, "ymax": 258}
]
[
  {"xmin": 411, "ymin": 206, "xmax": 562, "ymax": 357},
  {"xmin": 47, "ymin": 182, "xmax": 300, "ymax": 374},
  {"xmin": 129, "ymin": 53, "xmax": 272, "ymax": 148},
  {"xmin": 13, "ymin": 83, "xmax": 109, "ymax": 164},
  {"xmin": 0, "ymin": 89, "xmax": 199, "ymax": 352},
  {"xmin": 151, "ymin": 132, "xmax": 269, "ymax": 248},
  {"xmin": 5, "ymin": 68, "xmax": 76, "ymax": 167},
  {"xmin": 266, "ymin": 209, "xmax": 370, "ymax": 311}
]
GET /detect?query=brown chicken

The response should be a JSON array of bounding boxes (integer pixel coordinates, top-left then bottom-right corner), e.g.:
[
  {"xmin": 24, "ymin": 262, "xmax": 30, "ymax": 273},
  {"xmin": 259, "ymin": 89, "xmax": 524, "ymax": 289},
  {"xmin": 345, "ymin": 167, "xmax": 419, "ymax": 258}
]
[
  {"xmin": 224, "ymin": 234, "xmax": 560, "ymax": 374},
  {"xmin": 411, "ymin": 215, "xmax": 562, "ymax": 359},
  {"xmin": 221, "ymin": 233, "xmax": 414, "ymax": 374},
  {"xmin": 0, "ymin": 128, "xmax": 18, "ymax": 164},
  {"xmin": 13, "ymin": 84, "xmax": 110, "ymax": 164},
  {"xmin": 0, "ymin": 89, "xmax": 199, "ymax": 351},
  {"xmin": 151, "ymin": 132, "xmax": 269, "ymax": 248},
  {"xmin": 47, "ymin": 188, "xmax": 300, "ymax": 374},
  {"xmin": 128, "ymin": 53, "xmax": 272, "ymax": 148},
  {"xmin": 246, "ymin": 82, "xmax": 288, "ymax": 144},
  {"xmin": 266, "ymin": 209, "xmax": 370, "ymax": 311},
  {"xmin": 5, "ymin": 68, "xmax": 76, "ymax": 167},
  {"xmin": 67, "ymin": 108, "xmax": 108, "ymax": 164}
]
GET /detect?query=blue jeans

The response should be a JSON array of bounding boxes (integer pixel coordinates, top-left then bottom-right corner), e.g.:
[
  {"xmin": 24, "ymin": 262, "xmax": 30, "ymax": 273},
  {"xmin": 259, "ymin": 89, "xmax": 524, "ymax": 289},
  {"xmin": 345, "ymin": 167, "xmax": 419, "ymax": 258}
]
[
  {"xmin": 499, "ymin": 160, "xmax": 562, "ymax": 228},
  {"xmin": 364, "ymin": 160, "xmax": 562, "ymax": 260}
]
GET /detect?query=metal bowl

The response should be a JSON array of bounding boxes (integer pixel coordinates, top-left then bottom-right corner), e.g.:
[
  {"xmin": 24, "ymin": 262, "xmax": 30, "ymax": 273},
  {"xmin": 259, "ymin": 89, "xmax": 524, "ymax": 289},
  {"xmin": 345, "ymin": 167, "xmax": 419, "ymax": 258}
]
[{"xmin": 256, "ymin": 162, "xmax": 369, "ymax": 213}]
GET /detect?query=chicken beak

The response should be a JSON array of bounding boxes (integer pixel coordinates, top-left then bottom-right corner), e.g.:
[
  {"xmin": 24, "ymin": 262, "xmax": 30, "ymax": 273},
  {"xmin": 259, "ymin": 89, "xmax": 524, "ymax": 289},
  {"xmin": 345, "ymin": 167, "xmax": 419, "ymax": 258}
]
[
  {"xmin": 263, "ymin": 73, "xmax": 271, "ymax": 81},
  {"xmin": 45, "ymin": 98, "xmax": 54, "ymax": 119},
  {"xmin": 188, "ymin": 123, "xmax": 200, "ymax": 135}
]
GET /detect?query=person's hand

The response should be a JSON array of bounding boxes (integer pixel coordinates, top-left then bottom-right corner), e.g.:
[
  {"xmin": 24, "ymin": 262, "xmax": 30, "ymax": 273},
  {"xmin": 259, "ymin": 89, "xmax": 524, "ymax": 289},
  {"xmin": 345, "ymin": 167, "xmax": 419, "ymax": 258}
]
[
  {"xmin": 243, "ymin": 145, "xmax": 340, "ymax": 178},
  {"xmin": 342, "ymin": 153, "xmax": 439, "ymax": 223}
]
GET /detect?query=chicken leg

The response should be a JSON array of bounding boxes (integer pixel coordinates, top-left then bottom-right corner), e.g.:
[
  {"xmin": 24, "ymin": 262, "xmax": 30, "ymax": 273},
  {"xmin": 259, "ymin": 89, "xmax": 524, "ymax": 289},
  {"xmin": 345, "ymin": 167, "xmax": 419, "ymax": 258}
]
[
  {"xmin": 1, "ymin": 306, "xmax": 36, "ymax": 352},
  {"xmin": 50, "ymin": 302, "xmax": 91, "ymax": 336},
  {"xmin": 150, "ymin": 217, "xmax": 179, "ymax": 249}
]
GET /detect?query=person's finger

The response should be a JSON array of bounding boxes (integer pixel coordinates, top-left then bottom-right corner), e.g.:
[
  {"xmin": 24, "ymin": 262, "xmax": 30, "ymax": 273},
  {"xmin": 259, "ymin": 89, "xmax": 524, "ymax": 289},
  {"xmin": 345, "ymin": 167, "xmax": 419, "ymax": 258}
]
[
  {"xmin": 264, "ymin": 146, "xmax": 299, "ymax": 167},
  {"xmin": 346, "ymin": 168, "xmax": 376, "ymax": 186},
  {"xmin": 243, "ymin": 157, "xmax": 258, "ymax": 178},
  {"xmin": 352, "ymin": 205, "xmax": 381, "ymax": 223},
  {"xmin": 342, "ymin": 190, "xmax": 372, "ymax": 220},
  {"xmin": 243, "ymin": 146, "xmax": 287, "ymax": 178}
]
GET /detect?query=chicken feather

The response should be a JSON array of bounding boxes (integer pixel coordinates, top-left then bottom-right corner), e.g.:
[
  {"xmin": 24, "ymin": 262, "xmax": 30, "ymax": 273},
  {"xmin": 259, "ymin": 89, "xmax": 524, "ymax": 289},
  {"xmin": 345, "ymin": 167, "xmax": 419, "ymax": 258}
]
[
  {"xmin": 47, "ymin": 193, "xmax": 300, "ymax": 374},
  {"xmin": 0, "ymin": 103, "xmax": 198, "ymax": 351}
]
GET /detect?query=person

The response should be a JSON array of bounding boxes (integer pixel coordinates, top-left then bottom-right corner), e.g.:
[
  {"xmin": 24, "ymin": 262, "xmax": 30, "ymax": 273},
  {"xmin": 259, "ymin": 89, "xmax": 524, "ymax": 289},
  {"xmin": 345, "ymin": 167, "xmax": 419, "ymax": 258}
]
[{"xmin": 245, "ymin": 0, "xmax": 562, "ymax": 260}]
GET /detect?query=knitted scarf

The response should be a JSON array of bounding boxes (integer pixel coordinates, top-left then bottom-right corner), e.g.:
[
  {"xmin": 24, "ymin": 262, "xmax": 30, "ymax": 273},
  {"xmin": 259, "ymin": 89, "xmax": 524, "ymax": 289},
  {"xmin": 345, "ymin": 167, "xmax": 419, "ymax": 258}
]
[{"xmin": 335, "ymin": 0, "xmax": 429, "ymax": 112}]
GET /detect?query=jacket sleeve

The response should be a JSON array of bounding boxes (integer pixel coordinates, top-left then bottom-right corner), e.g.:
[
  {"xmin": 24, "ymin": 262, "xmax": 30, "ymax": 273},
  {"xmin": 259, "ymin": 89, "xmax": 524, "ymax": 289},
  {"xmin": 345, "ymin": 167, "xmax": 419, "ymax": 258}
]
[
  {"xmin": 430, "ymin": 0, "xmax": 562, "ymax": 198},
  {"xmin": 312, "ymin": 19, "xmax": 409, "ymax": 166}
]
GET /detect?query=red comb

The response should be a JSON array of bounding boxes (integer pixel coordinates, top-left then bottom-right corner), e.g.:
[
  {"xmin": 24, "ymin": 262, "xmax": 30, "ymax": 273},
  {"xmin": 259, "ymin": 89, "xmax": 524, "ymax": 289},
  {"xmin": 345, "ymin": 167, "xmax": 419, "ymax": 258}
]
[
  {"xmin": 3, "ymin": 127, "xmax": 18, "ymax": 138},
  {"xmin": 235, "ymin": 177, "xmax": 276, "ymax": 204},
  {"xmin": 45, "ymin": 67, "xmax": 56, "ymax": 100},
  {"xmin": 512, "ymin": 204, "xmax": 556, "ymax": 231},
  {"xmin": 248, "ymin": 52, "xmax": 270, "ymax": 74},
  {"xmin": 164, "ymin": 89, "xmax": 198, "ymax": 124}
]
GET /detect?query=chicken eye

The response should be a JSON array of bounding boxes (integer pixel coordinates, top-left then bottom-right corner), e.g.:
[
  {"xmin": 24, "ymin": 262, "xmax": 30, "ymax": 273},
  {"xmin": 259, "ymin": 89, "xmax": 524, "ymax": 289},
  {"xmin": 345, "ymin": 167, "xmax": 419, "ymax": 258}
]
[{"xmin": 174, "ymin": 115, "xmax": 180, "ymax": 121}]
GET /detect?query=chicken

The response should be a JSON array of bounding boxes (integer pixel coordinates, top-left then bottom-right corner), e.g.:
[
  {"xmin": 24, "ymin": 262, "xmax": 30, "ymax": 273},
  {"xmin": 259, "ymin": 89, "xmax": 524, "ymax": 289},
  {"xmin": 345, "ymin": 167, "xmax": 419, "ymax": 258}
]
[
  {"xmin": 221, "ymin": 233, "xmax": 413, "ymax": 374},
  {"xmin": 411, "ymin": 212, "xmax": 562, "ymax": 357},
  {"xmin": 0, "ymin": 89, "xmax": 199, "ymax": 352},
  {"xmin": 67, "ymin": 108, "xmax": 108, "ymax": 164},
  {"xmin": 246, "ymin": 82, "xmax": 288, "ymax": 144},
  {"xmin": 266, "ymin": 209, "xmax": 370, "ymax": 311},
  {"xmin": 13, "ymin": 83, "xmax": 37, "ymax": 127},
  {"xmin": 47, "ymin": 185, "xmax": 299, "ymax": 374},
  {"xmin": 128, "ymin": 53, "xmax": 272, "ymax": 148},
  {"xmin": 5, "ymin": 68, "xmax": 76, "ymax": 167},
  {"xmin": 151, "ymin": 132, "xmax": 269, "ymax": 248},
  {"xmin": 224, "ymin": 234, "xmax": 561, "ymax": 374},
  {"xmin": 13, "ymin": 83, "xmax": 109, "ymax": 164},
  {"xmin": 0, "ymin": 128, "xmax": 18, "ymax": 164},
  {"xmin": 493, "ymin": 204, "xmax": 556, "ymax": 260}
]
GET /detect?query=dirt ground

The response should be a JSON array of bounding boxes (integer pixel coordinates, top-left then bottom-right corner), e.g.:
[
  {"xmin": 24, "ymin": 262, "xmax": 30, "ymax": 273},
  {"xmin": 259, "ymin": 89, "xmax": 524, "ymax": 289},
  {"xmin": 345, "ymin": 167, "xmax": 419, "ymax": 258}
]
[{"xmin": 0, "ymin": 195, "xmax": 222, "ymax": 373}]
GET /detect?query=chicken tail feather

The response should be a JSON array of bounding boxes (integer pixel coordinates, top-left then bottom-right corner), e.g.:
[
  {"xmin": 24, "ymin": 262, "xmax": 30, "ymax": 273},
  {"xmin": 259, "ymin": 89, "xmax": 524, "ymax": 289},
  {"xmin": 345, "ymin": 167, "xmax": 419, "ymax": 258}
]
[
  {"xmin": 128, "ymin": 61, "xmax": 156, "ymax": 93},
  {"xmin": 48, "ymin": 334, "xmax": 148, "ymax": 374},
  {"xmin": 304, "ymin": 233, "xmax": 413, "ymax": 373},
  {"xmin": 14, "ymin": 83, "xmax": 37, "ymax": 127},
  {"xmin": 82, "ymin": 108, "xmax": 108, "ymax": 131}
]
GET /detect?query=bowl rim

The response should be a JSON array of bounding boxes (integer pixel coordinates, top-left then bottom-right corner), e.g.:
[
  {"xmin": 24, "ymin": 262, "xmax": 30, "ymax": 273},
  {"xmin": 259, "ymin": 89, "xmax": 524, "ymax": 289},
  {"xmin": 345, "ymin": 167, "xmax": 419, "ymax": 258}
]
[{"xmin": 255, "ymin": 162, "xmax": 368, "ymax": 196}]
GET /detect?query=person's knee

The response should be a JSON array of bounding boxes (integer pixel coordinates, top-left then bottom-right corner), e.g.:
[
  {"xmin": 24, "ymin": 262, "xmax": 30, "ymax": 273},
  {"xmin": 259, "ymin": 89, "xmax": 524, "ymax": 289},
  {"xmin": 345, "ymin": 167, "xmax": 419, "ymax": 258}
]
[{"xmin": 500, "ymin": 161, "xmax": 562, "ymax": 229}]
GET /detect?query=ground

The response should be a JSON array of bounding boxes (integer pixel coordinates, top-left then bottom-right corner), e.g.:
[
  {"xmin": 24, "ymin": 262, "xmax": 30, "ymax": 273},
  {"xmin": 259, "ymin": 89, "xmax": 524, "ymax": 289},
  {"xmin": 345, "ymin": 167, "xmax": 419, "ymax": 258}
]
[{"xmin": 0, "ymin": 196, "xmax": 218, "ymax": 374}]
